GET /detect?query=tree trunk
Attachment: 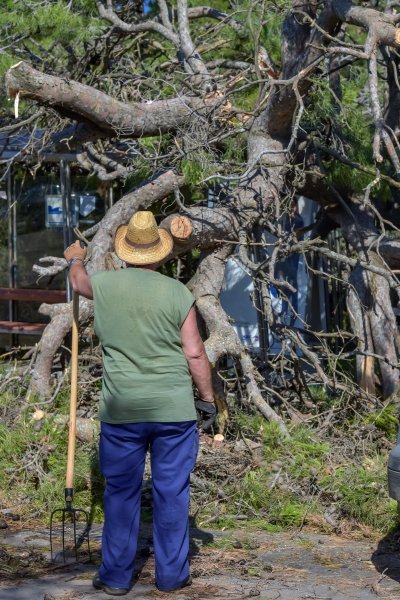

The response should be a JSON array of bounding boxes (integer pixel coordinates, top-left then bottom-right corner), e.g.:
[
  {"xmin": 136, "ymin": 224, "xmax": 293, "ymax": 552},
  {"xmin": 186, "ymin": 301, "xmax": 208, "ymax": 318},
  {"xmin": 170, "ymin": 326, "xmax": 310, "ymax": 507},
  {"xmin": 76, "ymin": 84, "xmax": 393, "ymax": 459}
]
[{"xmin": 347, "ymin": 259, "xmax": 400, "ymax": 398}]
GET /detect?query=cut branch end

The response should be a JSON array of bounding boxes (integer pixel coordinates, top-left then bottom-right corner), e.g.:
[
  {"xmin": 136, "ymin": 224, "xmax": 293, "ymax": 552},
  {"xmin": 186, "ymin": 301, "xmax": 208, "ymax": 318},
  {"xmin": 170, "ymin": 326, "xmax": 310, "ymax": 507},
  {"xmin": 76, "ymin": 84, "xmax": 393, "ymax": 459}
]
[{"xmin": 170, "ymin": 215, "xmax": 193, "ymax": 241}]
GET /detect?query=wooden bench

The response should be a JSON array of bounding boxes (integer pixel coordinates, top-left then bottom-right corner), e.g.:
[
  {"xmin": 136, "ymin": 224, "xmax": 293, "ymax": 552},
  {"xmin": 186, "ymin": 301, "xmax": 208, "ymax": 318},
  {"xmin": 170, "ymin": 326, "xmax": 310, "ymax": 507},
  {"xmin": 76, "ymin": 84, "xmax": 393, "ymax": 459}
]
[{"xmin": 0, "ymin": 287, "xmax": 67, "ymax": 335}]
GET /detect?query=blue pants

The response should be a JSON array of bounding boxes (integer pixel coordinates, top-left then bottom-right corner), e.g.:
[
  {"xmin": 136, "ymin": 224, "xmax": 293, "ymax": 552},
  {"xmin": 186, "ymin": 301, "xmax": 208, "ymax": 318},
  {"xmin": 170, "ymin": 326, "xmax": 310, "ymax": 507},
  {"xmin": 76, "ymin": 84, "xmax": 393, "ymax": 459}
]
[{"xmin": 98, "ymin": 420, "xmax": 199, "ymax": 590}]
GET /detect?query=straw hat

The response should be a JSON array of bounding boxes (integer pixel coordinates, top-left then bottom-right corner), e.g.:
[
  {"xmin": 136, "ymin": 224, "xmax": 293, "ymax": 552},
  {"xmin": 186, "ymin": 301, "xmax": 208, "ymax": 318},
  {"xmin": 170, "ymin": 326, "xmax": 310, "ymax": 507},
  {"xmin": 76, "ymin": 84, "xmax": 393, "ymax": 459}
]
[{"xmin": 114, "ymin": 211, "xmax": 173, "ymax": 265}]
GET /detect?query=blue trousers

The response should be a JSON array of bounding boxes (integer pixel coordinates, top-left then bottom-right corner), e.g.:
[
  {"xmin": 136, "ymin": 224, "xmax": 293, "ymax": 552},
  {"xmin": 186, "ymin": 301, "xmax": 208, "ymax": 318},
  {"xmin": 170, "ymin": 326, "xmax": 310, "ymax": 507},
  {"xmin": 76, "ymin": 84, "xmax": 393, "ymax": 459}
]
[{"xmin": 98, "ymin": 420, "xmax": 198, "ymax": 590}]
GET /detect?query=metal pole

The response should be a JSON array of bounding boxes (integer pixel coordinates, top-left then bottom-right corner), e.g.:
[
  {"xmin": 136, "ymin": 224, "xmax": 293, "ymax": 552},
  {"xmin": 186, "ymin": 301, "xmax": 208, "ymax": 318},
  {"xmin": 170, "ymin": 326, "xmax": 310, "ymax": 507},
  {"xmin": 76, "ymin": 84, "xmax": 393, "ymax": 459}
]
[
  {"xmin": 12, "ymin": 173, "xmax": 17, "ymax": 290},
  {"xmin": 7, "ymin": 169, "xmax": 15, "ymax": 321},
  {"xmin": 108, "ymin": 185, "xmax": 114, "ymax": 210},
  {"xmin": 60, "ymin": 160, "xmax": 72, "ymax": 301},
  {"xmin": 65, "ymin": 162, "xmax": 72, "ymax": 241},
  {"xmin": 253, "ymin": 226, "xmax": 268, "ymax": 364}
]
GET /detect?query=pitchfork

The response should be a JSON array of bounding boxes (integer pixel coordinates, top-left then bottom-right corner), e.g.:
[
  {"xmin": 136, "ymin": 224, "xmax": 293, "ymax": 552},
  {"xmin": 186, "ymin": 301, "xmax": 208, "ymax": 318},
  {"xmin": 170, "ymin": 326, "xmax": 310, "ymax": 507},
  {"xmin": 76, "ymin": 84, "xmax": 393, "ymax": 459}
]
[{"xmin": 50, "ymin": 291, "xmax": 91, "ymax": 562}]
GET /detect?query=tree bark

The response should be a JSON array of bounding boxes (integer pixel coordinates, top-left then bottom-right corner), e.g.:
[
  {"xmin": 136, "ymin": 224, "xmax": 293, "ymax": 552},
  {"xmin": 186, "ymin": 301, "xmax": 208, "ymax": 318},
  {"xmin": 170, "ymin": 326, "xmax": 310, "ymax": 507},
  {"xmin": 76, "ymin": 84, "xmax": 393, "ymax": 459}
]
[
  {"xmin": 188, "ymin": 244, "xmax": 288, "ymax": 432},
  {"xmin": 347, "ymin": 260, "xmax": 400, "ymax": 398},
  {"xmin": 6, "ymin": 62, "xmax": 220, "ymax": 138}
]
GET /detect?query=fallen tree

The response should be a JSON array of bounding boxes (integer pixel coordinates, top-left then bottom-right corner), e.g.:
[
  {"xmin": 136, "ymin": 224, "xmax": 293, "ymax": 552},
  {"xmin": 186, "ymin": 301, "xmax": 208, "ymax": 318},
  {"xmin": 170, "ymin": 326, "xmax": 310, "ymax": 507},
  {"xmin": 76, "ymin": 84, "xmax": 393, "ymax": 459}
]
[{"xmin": 2, "ymin": 0, "xmax": 400, "ymax": 424}]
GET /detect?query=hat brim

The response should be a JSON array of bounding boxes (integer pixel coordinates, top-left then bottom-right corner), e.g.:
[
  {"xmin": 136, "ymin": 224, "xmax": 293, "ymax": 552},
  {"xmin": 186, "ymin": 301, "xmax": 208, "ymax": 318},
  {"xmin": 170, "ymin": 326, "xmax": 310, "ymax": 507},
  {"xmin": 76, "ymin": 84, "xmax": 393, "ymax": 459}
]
[{"xmin": 114, "ymin": 225, "xmax": 173, "ymax": 265}]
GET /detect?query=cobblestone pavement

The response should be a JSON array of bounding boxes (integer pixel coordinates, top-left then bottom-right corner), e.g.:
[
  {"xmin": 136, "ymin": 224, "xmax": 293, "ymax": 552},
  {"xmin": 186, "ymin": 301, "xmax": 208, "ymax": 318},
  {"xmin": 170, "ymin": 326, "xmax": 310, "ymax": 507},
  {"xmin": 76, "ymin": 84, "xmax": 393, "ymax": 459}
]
[{"xmin": 1, "ymin": 523, "xmax": 400, "ymax": 599}]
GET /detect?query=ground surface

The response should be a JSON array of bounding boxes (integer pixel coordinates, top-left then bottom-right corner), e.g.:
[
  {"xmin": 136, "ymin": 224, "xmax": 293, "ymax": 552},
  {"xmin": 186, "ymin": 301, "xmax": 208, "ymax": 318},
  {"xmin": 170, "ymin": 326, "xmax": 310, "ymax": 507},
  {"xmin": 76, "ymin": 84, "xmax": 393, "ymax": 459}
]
[{"xmin": 2, "ymin": 522, "xmax": 400, "ymax": 600}]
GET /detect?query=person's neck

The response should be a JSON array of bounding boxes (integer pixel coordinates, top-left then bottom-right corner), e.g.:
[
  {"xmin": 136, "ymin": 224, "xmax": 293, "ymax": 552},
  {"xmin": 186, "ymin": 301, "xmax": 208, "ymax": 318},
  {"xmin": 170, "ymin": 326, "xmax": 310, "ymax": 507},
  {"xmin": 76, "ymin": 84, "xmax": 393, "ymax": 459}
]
[{"xmin": 127, "ymin": 263, "xmax": 157, "ymax": 271}]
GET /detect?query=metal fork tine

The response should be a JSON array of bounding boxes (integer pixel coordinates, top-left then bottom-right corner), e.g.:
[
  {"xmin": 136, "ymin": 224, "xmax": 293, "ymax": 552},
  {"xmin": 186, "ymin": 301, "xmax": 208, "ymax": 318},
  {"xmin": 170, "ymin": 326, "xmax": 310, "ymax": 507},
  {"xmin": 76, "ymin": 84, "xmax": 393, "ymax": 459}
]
[
  {"xmin": 62, "ymin": 509, "xmax": 66, "ymax": 563},
  {"xmin": 50, "ymin": 506, "xmax": 91, "ymax": 563},
  {"xmin": 49, "ymin": 293, "xmax": 91, "ymax": 564},
  {"xmin": 73, "ymin": 511, "xmax": 77, "ymax": 561}
]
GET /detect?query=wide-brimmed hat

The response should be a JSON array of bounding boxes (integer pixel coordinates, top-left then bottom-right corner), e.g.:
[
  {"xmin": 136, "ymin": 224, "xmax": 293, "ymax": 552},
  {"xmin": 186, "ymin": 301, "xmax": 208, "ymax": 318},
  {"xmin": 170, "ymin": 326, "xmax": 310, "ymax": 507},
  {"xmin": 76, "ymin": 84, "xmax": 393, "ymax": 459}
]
[{"xmin": 114, "ymin": 211, "xmax": 173, "ymax": 265}]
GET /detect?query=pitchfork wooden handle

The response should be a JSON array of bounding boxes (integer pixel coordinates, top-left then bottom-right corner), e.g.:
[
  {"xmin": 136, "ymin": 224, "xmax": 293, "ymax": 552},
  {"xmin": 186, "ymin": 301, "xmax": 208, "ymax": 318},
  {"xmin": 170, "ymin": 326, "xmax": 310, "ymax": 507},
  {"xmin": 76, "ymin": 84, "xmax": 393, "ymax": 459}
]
[{"xmin": 65, "ymin": 291, "xmax": 79, "ymax": 498}]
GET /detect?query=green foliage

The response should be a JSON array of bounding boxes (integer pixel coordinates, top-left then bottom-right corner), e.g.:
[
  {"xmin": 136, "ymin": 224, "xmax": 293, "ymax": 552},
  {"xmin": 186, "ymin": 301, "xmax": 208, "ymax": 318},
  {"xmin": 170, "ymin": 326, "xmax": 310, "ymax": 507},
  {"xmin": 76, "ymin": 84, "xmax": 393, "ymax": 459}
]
[
  {"xmin": 0, "ymin": 387, "xmax": 103, "ymax": 522},
  {"xmin": 326, "ymin": 459, "xmax": 397, "ymax": 531},
  {"xmin": 181, "ymin": 153, "xmax": 216, "ymax": 186},
  {"xmin": 303, "ymin": 66, "xmax": 380, "ymax": 193},
  {"xmin": 0, "ymin": 1, "xmax": 100, "ymax": 52},
  {"xmin": 0, "ymin": 388, "xmax": 398, "ymax": 535},
  {"xmin": 308, "ymin": 385, "xmax": 330, "ymax": 403},
  {"xmin": 305, "ymin": 57, "xmax": 397, "ymax": 203},
  {"xmin": 235, "ymin": 469, "xmax": 314, "ymax": 527},
  {"xmin": 0, "ymin": 55, "xmax": 15, "ymax": 77},
  {"xmin": 0, "ymin": 0, "xmax": 104, "ymax": 109},
  {"xmin": 285, "ymin": 427, "xmax": 330, "ymax": 478},
  {"xmin": 232, "ymin": 86, "xmax": 259, "ymax": 114},
  {"xmin": 221, "ymin": 132, "xmax": 247, "ymax": 164},
  {"xmin": 181, "ymin": 160, "xmax": 202, "ymax": 186},
  {"xmin": 3, "ymin": 0, "xmax": 98, "ymax": 33},
  {"xmin": 366, "ymin": 404, "xmax": 399, "ymax": 438},
  {"xmin": 196, "ymin": 411, "xmax": 398, "ymax": 535}
]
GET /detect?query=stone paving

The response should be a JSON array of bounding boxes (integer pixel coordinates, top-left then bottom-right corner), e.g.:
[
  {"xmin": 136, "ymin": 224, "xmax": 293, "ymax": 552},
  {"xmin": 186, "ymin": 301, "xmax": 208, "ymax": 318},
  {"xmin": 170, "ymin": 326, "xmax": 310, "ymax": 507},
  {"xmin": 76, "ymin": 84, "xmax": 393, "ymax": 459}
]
[{"xmin": 1, "ymin": 523, "xmax": 400, "ymax": 599}]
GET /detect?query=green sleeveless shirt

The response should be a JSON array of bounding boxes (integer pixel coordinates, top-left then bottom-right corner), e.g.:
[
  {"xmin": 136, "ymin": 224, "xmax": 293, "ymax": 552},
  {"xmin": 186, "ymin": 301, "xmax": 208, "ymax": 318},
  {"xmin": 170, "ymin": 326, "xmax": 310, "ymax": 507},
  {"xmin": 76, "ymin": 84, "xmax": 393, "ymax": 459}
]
[{"xmin": 91, "ymin": 268, "xmax": 196, "ymax": 423}]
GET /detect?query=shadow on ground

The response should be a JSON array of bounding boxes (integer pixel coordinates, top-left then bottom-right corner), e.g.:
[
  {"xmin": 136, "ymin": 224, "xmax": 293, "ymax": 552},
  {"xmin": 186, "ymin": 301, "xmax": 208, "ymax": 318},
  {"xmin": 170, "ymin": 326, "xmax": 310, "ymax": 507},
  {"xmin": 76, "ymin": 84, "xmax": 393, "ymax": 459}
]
[{"xmin": 371, "ymin": 526, "xmax": 400, "ymax": 584}]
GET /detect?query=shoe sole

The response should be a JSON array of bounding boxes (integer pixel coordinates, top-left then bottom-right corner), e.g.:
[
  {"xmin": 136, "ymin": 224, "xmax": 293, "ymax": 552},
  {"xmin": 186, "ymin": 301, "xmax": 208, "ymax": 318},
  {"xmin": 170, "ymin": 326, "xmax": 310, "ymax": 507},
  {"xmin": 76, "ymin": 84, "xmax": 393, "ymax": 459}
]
[
  {"xmin": 93, "ymin": 579, "xmax": 129, "ymax": 596},
  {"xmin": 156, "ymin": 575, "xmax": 192, "ymax": 592}
]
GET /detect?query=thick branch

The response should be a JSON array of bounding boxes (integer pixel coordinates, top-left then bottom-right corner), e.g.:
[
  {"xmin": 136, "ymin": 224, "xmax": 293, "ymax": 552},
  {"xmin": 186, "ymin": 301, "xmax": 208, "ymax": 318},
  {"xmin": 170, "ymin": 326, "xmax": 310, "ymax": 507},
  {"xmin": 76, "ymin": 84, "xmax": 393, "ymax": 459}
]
[
  {"xmin": 187, "ymin": 6, "xmax": 244, "ymax": 33},
  {"xmin": 240, "ymin": 351, "xmax": 289, "ymax": 436},
  {"xmin": 176, "ymin": 0, "xmax": 209, "ymax": 79},
  {"xmin": 252, "ymin": 0, "xmax": 400, "ymax": 148},
  {"xmin": 251, "ymin": 3, "xmax": 340, "ymax": 145},
  {"xmin": 332, "ymin": 0, "xmax": 400, "ymax": 50},
  {"xmin": 160, "ymin": 207, "xmax": 238, "ymax": 256},
  {"xmin": 157, "ymin": 0, "xmax": 173, "ymax": 29},
  {"xmin": 30, "ymin": 298, "xmax": 92, "ymax": 399},
  {"xmin": 6, "ymin": 62, "xmax": 218, "ymax": 138},
  {"xmin": 348, "ymin": 261, "xmax": 400, "ymax": 398},
  {"xmin": 188, "ymin": 245, "xmax": 289, "ymax": 433},
  {"xmin": 96, "ymin": 1, "xmax": 179, "ymax": 46},
  {"xmin": 327, "ymin": 201, "xmax": 400, "ymax": 269}
]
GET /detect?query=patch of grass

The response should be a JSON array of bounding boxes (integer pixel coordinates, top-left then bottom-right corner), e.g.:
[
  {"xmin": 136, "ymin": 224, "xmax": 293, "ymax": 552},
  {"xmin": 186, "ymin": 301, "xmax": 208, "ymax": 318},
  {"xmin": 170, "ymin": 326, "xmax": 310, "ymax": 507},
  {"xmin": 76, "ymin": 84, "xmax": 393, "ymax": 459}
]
[
  {"xmin": 232, "ymin": 467, "xmax": 318, "ymax": 529},
  {"xmin": 246, "ymin": 520, "xmax": 283, "ymax": 533},
  {"xmin": 1, "ymin": 387, "xmax": 398, "ymax": 535},
  {"xmin": 203, "ymin": 536, "xmax": 236, "ymax": 550},
  {"xmin": 269, "ymin": 498, "xmax": 312, "ymax": 528},
  {"xmin": 285, "ymin": 427, "xmax": 330, "ymax": 478},
  {"xmin": 205, "ymin": 514, "xmax": 240, "ymax": 530},
  {"xmin": 308, "ymin": 385, "xmax": 330, "ymax": 403},
  {"xmin": 198, "ymin": 410, "xmax": 398, "ymax": 535},
  {"xmin": 296, "ymin": 537, "xmax": 315, "ymax": 549},
  {"xmin": 366, "ymin": 404, "xmax": 399, "ymax": 438},
  {"xmin": 0, "ymin": 389, "xmax": 16, "ymax": 411},
  {"xmin": 0, "ymin": 389, "xmax": 104, "ymax": 523},
  {"xmin": 325, "ymin": 458, "xmax": 397, "ymax": 532}
]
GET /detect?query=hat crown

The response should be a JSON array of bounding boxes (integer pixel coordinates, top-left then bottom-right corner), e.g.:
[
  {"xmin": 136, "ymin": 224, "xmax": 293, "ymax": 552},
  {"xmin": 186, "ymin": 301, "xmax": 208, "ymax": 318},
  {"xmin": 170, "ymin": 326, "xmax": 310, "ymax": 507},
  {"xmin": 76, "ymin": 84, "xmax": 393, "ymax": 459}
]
[{"xmin": 126, "ymin": 211, "xmax": 159, "ymax": 245}]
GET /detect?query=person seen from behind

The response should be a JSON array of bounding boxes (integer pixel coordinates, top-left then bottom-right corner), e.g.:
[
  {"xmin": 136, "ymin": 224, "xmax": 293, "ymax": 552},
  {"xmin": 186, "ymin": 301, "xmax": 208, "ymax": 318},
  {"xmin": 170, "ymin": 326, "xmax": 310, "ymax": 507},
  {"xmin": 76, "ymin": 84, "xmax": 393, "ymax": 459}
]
[{"xmin": 64, "ymin": 210, "xmax": 216, "ymax": 596}]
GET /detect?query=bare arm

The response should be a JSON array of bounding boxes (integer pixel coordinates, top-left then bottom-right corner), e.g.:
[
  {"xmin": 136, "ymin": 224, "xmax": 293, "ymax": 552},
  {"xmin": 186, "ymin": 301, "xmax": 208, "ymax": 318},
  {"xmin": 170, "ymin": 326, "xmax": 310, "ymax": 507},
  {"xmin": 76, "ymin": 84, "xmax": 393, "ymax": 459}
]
[
  {"xmin": 180, "ymin": 306, "xmax": 214, "ymax": 402},
  {"xmin": 68, "ymin": 262, "xmax": 93, "ymax": 300},
  {"xmin": 64, "ymin": 240, "xmax": 93, "ymax": 300}
]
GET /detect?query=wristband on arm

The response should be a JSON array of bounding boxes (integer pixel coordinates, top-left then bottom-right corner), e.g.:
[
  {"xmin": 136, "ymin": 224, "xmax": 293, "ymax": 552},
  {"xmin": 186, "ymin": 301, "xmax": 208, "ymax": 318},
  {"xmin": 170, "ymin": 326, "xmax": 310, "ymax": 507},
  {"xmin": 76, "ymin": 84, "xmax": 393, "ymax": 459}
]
[{"xmin": 67, "ymin": 257, "xmax": 85, "ymax": 267}]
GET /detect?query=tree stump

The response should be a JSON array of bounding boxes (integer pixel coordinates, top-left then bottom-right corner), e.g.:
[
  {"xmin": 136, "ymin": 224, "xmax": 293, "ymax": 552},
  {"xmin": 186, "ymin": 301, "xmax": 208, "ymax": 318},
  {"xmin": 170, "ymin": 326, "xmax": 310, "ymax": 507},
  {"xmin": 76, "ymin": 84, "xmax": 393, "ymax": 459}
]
[{"xmin": 170, "ymin": 215, "xmax": 193, "ymax": 241}]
